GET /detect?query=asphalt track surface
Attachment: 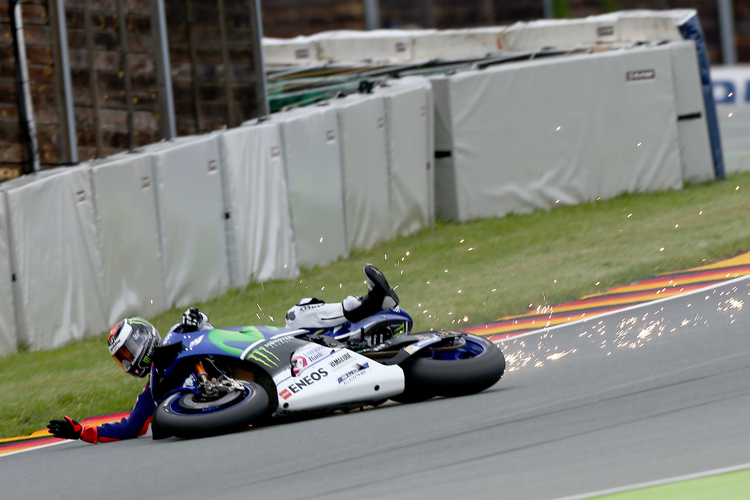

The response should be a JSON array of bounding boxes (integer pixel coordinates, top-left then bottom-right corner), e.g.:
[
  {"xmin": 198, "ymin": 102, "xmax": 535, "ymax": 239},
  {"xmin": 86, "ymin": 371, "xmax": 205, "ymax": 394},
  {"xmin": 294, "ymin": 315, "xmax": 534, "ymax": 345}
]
[{"xmin": 3, "ymin": 278, "xmax": 750, "ymax": 500}]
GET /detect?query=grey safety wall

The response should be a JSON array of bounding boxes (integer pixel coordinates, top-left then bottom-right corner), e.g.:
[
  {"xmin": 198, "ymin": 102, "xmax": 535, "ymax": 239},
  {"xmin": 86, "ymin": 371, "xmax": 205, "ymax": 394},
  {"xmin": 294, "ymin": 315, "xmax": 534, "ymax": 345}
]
[
  {"xmin": 0, "ymin": 197, "xmax": 16, "ymax": 355},
  {"xmin": 669, "ymin": 41, "xmax": 714, "ymax": 183},
  {"xmin": 272, "ymin": 104, "xmax": 349, "ymax": 269},
  {"xmin": 435, "ymin": 44, "xmax": 684, "ymax": 222},
  {"xmin": 332, "ymin": 93, "xmax": 394, "ymax": 251},
  {"xmin": 220, "ymin": 122, "xmax": 298, "ymax": 288},
  {"xmin": 2, "ymin": 167, "xmax": 108, "ymax": 350},
  {"xmin": 148, "ymin": 134, "xmax": 230, "ymax": 308},
  {"xmin": 90, "ymin": 153, "xmax": 167, "ymax": 326},
  {"xmin": 381, "ymin": 77, "xmax": 434, "ymax": 237}
]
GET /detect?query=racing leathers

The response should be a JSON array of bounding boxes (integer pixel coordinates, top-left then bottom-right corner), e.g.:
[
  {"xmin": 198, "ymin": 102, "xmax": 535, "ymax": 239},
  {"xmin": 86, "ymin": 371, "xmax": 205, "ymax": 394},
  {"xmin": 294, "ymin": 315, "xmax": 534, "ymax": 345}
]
[{"xmin": 47, "ymin": 309, "xmax": 212, "ymax": 443}]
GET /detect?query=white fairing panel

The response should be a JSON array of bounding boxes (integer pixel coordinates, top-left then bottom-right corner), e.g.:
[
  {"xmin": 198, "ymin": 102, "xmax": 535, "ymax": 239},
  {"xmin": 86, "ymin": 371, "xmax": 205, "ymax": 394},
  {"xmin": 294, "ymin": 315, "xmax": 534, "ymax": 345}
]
[
  {"xmin": 333, "ymin": 93, "xmax": 393, "ymax": 250},
  {"xmin": 444, "ymin": 45, "xmax": 682, "ymax": 221},
  {"xmin": 273, "ymin": 105, "xmax": 349, "ymax": 269},
  {"xmin": 220, "ymin": 122, "xmax": 298, "ymax": 288},
  {"xmin": 3, "ymin": 167, "xmax": 108, "ymax": 350},
  {"xmin": 274, "ymin": 344, "xmax": 404, "ymax": 411},
  {"xmin": 91, "ymin": 153, "xmax": 167, "ymax": 325},
  {"xmin": 382, "ymin": 77, "xmax": 433, "ymax": 237},
  {"xmin": 148, "ymin": 133, "xmax": 230, "ymax": 307},
  {"xmin": 0, "ymin": 198, "xmax": 16, "ymax": 355}
]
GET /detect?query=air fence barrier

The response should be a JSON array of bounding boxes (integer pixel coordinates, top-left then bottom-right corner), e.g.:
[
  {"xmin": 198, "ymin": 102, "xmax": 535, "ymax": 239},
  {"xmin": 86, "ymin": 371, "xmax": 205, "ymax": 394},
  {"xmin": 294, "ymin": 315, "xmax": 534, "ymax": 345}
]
[
  {"xmin": 0, "ymin": 194, "xmax": 16, "ymax": 355},
  {"xmin": 431, "ymin": 42, "xmax": 710, "ymax": 222},
  {"xmin": 90, "ymin": 152, "xmax": 168, "ymax": 326},
  {"xmin": 144, "ymin": 133, "xmax": 231, "ymax": 309},
  {"xmin": 219, "ymin": 121, "xmax": 298, "ymax": 289},
  {"xmin": 270, "ymin": 104, "xmax": 350, "ymax": 270},
  {"xmin": 330, "ymin": 92, "xmax": 394, "ymax": 251},
  {"xmin": 710, "ymin": 66, "xmax": 750, "ymax": 173},
  {"xmin": 1, "ymin": 167, "xmax": 109, "ymax": 351}
]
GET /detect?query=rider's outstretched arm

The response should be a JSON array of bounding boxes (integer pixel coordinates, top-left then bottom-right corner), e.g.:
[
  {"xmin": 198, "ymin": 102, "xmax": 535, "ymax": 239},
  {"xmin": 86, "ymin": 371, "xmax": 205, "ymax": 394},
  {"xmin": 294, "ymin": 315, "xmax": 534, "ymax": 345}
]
[{"xmin": 48, "ymin": 384, "xmax": 156, "ymax": 444}]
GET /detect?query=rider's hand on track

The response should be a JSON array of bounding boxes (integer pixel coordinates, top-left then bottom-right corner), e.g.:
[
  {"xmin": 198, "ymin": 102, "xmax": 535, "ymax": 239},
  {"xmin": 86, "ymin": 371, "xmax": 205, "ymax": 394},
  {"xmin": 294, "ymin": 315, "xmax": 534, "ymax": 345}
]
[{"xmin": 47, "ymin": 416, "xmax": 82, "ymax": 440}]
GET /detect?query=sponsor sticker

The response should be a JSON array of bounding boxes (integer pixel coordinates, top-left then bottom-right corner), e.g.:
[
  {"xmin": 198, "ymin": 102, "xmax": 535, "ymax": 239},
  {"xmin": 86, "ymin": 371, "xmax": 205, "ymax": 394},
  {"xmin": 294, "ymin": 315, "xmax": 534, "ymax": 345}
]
[
  {"xmin": 295, "ymin": 48, "xmax": 309, "ymax": 59},
  {"xmin": 291, "ymin": 344, "xmax": 328, "ymax": 375},
  {"xmin": 403, "ymin": 337, "xmax": 438, "ymax": 354},
  {"xmin": 337, "ymin": 363, "xmax": 370, "ymax": 386},
  {"xmin": 188, "ymin": 334, "xmax": 204, "ymax": 350},
  {"xmin": 283, "ymin": 368, "xmax": 329, "ymax": 397},
  {"xmin": 626, "ymin": 69, "xmax": 655, "ymax": 82},
  {"xmin": 248, "ymin": 346, "xmax": 281, "ymax": 368},
  {"xmin": 328, "ymin": 351, "xmax": 352, "ymax": 369},
  {"xmin": 597, "ymin": 25, "xmax": 614, "ymax": 37}
]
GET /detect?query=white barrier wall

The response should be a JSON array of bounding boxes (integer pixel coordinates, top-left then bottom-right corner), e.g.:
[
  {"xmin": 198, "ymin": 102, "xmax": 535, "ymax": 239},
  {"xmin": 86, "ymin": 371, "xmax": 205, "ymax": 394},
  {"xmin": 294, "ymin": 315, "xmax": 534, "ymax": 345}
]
[
  {"xmin": 147, "ymin": 134, "xmax": 230, "ymax": 307},
  {"xmin": 381, "ymin": 77, "xmax": 434, "ymax": 236},
  {"xmin": 332, "ymin": 93, "xmax": 393, "ymax": 250},
  {"xmin": 669, "ymin": 41, "xmax": 715, "ymax": 183},
  {"xmin": 90, "ymin": 153, "xmax": 167, "ymax": 326},
  {"xmin": 711, "ymin": 65, "xmax": 750, "ymax": 173},
  {"xmin": 436, "ymin": 44, "xmax": 683, "ymax": 221},
  {"xmin": 0, "ymin": 199, "xmax": 16, "ymax": 355},
  {"xmin": 273, "ymin": 105, "xmax": 349, "ymax": 269},
  {"xmin": 412, "ymin": 28, "xmax": 504, "ymax": 61},
  {"xmin": 220, "ymin": 122, "xmax": 298, "ymax": 288},
  {"xmin": 2, "ymin": 167, "xmax": 108, "ymax": 350}
]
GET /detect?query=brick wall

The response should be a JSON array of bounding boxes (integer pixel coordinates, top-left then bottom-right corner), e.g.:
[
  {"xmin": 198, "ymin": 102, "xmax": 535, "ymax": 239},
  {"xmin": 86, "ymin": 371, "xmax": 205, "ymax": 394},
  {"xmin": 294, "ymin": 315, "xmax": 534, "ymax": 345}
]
[{"xmin": 1, "ymin": 0, "xmax": 264, "ymax": 181}]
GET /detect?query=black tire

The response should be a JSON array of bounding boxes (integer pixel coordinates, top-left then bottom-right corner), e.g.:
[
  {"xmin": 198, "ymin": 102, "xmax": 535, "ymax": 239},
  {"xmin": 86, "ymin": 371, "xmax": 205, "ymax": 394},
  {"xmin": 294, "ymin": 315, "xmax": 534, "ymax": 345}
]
[
  {"xmin": 154, "ymin": 381, "xmax": 269, "ymax": 439},
  {"xmin": 398, "ymin": 334, "xmax": 505, "ymax": 399}
]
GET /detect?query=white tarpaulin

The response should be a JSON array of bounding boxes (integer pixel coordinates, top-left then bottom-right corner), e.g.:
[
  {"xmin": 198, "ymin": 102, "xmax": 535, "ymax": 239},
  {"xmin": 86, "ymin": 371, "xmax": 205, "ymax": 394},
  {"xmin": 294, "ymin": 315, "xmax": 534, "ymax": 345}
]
[
  {"xmin": 312, "ymin": 30, "xmax": 414, "ymax": 63},
  {"xmin": 381, "ymin": 77, "xmax": 434, "ymax": 236},
  {"xmin": 440, "ymin": 44, "xmax": 682, "ymax": 221},
  {"xmin": 0, "ymin": 198, "xmax": 16, "ymax": 355},
  {"xmin": 411, "ymin": 28, "xmax": 503, "ymax": 61},
  {"xmin": 332, "ymin": 92, "xmax": 393, "ymax": 250},
  {"xmin": 669, "ymin": 41, "xmax": 714, "ymax": 183},
  {"xmin": 272, "ymin": 104, "xmax": 348, "ymax": 269},
  {"xmin": 711, "ymin": 65, "xmax": 750, "ymax": 173},
  {"xmin": 264, "ymin": 36, "xmax": 317, "ymax": 66},
  {"xmin": 220, "ymin": 122, "xmax": 298, "ymax": 288},
  {"xmin": 90, "ymin": 152, "xmax": 167, "ymax": 325},
  {"xmin": 147, "ymin": 134, "xmax": 230, "ymax": 307},
  {"xmin": 2, "ymin": 167, "xmax": 108, "ymax": 350}
]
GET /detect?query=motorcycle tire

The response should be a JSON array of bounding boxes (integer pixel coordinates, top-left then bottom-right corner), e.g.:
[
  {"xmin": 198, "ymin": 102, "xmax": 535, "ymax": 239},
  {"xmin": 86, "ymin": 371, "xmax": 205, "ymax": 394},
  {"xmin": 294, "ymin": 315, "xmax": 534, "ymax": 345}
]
[
  {"xmin": 397, "ymin": 334, "xmax": 505, "ymax": 399},
  {"xmin": 154, "ymin": 381, "xmax": 269, "ymax": 439}
]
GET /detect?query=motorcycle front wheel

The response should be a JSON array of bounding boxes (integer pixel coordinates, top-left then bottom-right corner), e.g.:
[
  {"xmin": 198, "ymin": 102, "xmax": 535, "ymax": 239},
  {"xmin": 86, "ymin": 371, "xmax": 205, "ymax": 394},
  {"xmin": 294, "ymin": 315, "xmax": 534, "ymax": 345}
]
[{"xmin": 154, "ymin": 381, "xmax": 269, "ymax": 439}]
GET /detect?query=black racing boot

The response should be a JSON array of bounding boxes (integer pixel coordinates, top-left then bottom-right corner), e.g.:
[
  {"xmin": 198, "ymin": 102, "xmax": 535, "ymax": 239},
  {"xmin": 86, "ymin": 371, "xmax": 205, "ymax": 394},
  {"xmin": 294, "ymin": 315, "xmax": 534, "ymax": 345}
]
[{"xmin": 343, "ymin": 264, "xmax": 399, "ymax": 323}]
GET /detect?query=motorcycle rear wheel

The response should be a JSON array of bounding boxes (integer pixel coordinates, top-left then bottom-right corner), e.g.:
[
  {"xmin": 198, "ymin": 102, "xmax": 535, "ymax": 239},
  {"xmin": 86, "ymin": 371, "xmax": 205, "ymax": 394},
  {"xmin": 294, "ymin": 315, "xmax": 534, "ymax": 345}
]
[
  {"xmin": 154, "ymin": 381, "xmax": 269, "ymax": 439},
  {"xmin": 395, "ymin": 334, "xmax": 505, "ymax": 401}
]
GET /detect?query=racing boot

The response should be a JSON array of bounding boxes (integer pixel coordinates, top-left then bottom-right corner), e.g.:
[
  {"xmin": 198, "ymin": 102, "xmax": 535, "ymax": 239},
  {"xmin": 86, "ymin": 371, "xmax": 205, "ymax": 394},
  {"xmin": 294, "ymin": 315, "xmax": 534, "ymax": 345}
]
[{"xmin": 343, "ymin": 264, "xmax": 399, "ymax": 323}]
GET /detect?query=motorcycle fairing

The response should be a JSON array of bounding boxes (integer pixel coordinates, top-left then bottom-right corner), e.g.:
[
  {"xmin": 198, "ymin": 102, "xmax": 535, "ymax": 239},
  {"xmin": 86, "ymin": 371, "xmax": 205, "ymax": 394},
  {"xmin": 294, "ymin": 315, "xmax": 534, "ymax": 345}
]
[{"xmin": 272, "ymin": 345, "xmax": 404, "ymax": 412}]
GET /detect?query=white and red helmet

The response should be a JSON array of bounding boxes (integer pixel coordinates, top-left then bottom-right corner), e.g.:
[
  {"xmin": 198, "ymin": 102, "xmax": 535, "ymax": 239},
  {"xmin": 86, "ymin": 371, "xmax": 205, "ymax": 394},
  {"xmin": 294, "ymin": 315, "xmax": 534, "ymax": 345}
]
[{"xmin": 108, "ymin": 318, "xmax": 161, "ymax": 377}]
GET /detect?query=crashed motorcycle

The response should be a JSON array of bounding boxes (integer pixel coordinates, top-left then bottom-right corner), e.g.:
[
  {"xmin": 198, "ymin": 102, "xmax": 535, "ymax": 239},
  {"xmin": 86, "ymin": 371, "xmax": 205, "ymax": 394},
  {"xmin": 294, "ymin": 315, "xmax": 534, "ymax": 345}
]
[{"xmin": 151, "ymin": 307, "xmax": 505, "ymax": 438}]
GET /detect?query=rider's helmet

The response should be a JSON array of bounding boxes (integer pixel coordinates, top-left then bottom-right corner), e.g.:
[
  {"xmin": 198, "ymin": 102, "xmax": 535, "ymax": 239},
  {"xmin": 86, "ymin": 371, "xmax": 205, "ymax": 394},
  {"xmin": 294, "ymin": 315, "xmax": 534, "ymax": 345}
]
[{"xmin": 107, "ymin": 317, "xmax": 161, "ymax": 377}]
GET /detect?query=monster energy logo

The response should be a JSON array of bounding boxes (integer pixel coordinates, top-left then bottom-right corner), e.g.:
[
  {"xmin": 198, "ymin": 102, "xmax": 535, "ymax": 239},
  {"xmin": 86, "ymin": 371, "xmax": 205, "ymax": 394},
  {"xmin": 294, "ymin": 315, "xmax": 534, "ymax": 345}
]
[{"xmin": 247, "ymin": 346, "xmax": 280, "ymax": 368}]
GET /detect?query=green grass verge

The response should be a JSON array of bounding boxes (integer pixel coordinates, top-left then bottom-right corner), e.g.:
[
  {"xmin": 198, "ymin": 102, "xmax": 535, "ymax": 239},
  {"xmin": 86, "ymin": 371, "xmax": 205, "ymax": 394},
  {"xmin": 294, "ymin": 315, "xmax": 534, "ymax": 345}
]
[
  {"xmin": 3, "ymin": 172, "xmax": 750, "ymax": 438},
  {"xmin": 591, "ymin": 467, "xmax": 750, "ymax": 499}
]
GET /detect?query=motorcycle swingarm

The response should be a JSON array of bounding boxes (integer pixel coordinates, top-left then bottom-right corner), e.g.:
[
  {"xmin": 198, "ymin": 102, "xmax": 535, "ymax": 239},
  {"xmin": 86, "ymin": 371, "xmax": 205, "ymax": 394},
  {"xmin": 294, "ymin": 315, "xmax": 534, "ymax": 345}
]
[{"xmin": 363, "ymin": 331, "xmax": 461, "ymax": 366}]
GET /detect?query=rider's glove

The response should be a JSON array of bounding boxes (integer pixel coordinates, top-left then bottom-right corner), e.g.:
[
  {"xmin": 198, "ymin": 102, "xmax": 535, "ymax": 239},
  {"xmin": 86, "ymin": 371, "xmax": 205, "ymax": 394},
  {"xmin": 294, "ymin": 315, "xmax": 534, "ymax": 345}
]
[
  {"xmin": 182, "ymin": 307, "xmax": 208, "ymax": 332},
  {"xmin": 47, "ymin": 416, "xmax": 82, "ymax": 440}
]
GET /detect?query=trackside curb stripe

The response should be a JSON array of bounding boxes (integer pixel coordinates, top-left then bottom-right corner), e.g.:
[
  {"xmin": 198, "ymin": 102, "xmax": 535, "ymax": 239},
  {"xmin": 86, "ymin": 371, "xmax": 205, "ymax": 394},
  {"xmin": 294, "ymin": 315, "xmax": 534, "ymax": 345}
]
[{"xmin": 489, "ymin": 274, "xmax": 750, "ymax": 344}]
